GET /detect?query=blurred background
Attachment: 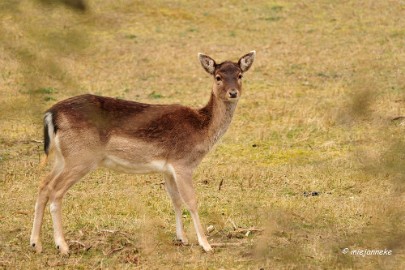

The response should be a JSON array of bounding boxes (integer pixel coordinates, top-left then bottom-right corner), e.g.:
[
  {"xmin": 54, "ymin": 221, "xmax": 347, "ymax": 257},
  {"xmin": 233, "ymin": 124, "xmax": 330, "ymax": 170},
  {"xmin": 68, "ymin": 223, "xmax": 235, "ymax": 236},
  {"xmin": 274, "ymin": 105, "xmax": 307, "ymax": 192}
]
[{"xmin": 0, "ymin": 0, "xmax": 404, "ymax": 268}]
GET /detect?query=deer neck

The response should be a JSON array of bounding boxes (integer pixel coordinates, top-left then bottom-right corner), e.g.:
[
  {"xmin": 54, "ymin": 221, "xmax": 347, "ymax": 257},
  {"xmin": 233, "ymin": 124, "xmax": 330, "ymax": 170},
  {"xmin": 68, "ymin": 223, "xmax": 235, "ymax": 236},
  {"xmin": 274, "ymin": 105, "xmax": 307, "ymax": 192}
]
[{"xmin": 199, "ymin": 92, "xmax": 238, "ymax": 148}]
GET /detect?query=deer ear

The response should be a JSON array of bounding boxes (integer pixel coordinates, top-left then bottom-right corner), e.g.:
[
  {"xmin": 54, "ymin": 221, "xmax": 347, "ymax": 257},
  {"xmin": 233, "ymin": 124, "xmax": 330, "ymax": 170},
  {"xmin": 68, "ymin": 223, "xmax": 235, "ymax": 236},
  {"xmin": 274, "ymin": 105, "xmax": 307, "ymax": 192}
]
[
  {"xmin": 238, "ymin": 50, "xmax": 256, "ymax": 72},
  {"xmin": 198, "ymin": 53, "xmax": 216, "ymax": 75}
]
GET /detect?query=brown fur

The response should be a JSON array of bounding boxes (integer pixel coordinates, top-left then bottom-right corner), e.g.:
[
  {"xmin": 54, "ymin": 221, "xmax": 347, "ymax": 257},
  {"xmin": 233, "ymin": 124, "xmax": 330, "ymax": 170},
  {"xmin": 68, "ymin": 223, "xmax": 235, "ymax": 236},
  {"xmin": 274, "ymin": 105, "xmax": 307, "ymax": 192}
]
[{"xmin": 47, "ymin": 93, "xmax": 231, "ymax": 165}]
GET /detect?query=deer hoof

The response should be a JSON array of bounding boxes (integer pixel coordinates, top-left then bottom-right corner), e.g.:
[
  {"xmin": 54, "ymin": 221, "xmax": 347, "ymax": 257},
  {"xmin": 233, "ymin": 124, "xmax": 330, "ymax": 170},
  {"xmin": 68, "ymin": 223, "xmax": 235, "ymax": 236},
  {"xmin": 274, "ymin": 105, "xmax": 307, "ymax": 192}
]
[
  {"xmin": 56, "ymin": 242, "xmax": 70, "ymax": 256},
  {"xmin": 31, "ymin": 242, "xmax": 43, "ymax": 253}
]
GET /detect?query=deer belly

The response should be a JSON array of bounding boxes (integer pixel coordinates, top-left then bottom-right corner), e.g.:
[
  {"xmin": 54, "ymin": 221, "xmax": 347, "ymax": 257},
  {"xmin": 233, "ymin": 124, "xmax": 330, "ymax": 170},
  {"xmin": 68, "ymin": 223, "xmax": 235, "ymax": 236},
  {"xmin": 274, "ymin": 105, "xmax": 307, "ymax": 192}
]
[{"xmin": 101, "ymin": 155, "xmax": 169, "ymax": 174}]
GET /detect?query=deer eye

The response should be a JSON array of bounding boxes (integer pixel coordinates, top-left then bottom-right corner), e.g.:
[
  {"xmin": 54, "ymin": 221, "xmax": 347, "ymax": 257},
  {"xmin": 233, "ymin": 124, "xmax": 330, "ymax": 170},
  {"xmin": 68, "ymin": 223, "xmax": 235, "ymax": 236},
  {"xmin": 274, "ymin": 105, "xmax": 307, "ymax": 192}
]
[
  {"xmin": 238, "ymin": 74, "xmax": 243, "ymax": 79},
  {"xmin": 215, "ymin": 75, "xmax": 222, "ymax": 82}
]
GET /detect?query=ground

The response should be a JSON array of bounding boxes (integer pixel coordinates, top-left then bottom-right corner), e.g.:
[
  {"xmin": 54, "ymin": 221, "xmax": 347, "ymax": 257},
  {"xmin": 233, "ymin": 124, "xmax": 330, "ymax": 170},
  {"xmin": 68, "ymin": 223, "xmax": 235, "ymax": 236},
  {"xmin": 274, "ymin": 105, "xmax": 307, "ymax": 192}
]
[{"xmin": 0, "ymin": 0, "xmax": 404, "ymax": 269}]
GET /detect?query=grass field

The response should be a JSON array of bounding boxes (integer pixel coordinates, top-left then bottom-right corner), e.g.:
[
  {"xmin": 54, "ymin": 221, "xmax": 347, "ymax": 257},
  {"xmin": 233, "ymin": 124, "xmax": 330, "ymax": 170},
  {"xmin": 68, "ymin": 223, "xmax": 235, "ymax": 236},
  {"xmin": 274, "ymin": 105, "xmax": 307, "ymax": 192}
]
[{"xmin": 1, "ymin": 0, "xmax": 405, "ymax": 269}]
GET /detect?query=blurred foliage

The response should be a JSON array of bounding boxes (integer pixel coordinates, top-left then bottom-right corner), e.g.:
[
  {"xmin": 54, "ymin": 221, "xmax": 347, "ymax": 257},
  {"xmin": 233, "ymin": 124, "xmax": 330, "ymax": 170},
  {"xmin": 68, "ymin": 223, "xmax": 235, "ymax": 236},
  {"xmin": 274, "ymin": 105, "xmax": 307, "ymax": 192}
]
[
  {"xmin": 0, "ymin": 0, "xmax": 90, "ymax": 120},
  {"xmin": 0, "ymin": 0, "xmax": 404, "ymax": 268},
  {"xmin": 36, "ymin": 0, "xmax": 87, "ymax": 11}
]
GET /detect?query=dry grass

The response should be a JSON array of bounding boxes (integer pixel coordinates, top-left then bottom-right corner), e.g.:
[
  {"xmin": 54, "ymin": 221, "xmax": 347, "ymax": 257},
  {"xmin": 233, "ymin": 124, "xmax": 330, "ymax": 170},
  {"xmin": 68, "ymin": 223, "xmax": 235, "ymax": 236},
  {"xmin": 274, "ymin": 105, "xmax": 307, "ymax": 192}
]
[{"xmin": 1, "ymin": 0, "xmax": 405, "ymax": 269}]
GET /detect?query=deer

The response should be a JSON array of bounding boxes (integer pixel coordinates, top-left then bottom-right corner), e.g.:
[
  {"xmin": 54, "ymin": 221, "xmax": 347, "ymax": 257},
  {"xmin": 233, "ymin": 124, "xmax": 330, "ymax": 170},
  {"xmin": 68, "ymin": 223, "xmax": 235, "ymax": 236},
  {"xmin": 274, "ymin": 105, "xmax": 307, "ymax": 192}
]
[{"xmin": 30, "ymin": 51, "xmax": 256, "ymax": 254}]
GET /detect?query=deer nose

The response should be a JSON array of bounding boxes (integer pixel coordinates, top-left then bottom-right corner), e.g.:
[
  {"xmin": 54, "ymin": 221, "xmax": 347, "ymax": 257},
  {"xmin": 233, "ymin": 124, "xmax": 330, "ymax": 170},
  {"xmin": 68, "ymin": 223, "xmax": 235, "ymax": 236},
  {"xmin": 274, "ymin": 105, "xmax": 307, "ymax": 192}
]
[{"xmin": 229, "ymin": 90, "xmax": 238, "ymax": 98}]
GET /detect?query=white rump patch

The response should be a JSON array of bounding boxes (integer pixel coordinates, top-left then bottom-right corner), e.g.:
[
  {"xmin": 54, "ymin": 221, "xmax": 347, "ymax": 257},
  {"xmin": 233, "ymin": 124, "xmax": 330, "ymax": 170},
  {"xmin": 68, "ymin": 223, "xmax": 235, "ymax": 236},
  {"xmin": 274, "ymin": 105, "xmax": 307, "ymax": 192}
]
[{"xmin": 44, "ymin": 112, "xmax": 54, "ymax": 141}]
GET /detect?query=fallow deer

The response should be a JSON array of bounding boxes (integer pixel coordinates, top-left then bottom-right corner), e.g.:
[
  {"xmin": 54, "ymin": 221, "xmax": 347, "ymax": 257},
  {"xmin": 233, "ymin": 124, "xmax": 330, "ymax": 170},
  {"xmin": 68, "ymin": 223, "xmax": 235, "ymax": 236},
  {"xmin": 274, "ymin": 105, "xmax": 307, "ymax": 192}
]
[{"xmin": 30, "ymin": 51, "xmax": 256, "ymax": 254}]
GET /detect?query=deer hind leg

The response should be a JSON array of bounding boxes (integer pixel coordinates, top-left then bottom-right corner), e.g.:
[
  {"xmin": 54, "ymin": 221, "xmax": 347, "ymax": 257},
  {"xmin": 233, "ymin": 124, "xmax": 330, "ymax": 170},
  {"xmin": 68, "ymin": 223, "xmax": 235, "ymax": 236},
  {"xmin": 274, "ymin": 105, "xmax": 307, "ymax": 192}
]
[
  {"xmin": 164, "ymin": 173, "xmax": 188, "ymax": 245},
  {"xmin": 47, "ymin": 162, "xmax": 94, "ymax": 255},
  {"xmin": 30, "ymin": 187, "xmax": 49, "ymax": 253},
  {"xmin": 170, "ymin": 167, "xmax": 212, "ymax": 252},
  {"xmin": 30, "ymin": 155, "xmax": 64, "ymax": 253},
  {"xmin": 30, "ymin": 167, "xmax": 60, "ymax": 253}
]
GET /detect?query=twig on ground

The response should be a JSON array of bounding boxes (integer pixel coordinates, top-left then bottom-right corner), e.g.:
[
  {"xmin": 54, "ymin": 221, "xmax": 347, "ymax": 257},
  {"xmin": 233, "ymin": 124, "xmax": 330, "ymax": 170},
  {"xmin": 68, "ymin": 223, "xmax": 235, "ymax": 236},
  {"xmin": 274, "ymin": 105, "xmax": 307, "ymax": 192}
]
[
  {"xmin": 99, "ymin": 229, "xmax": 117, "ymax": 234},
  {"xmin": 227, "ymin": 226, "xmax": 264, "ymax": 238},
  {"xmin": 210, "ymin": 241, "xmax": 247, "ymax": 247},
  {"xmin": 392, "ymin": 116, "xmax": 405, "ymax": 121},
  {"xmin": 154, "ymin": 181, "xmax": 165, "ymax": 186},
  {"xmin": 233, "ymin": 227, "xmax": 264, "ymax": 233},
  {"xmin": 70, "ymin": 240, "xmax": 86, "ymax": 247},
  {"xmin": 227, "ymin": 218, "xmax": 238, "ymax": 230},
  {"xmin": 218, "ymin": 178, "xmax": 224, "ymax": 191},
  {"xmin": 69, "ymin": 240, "xmax": 92, "ymax": 251},
  {"xmin": 104, "ymin": 246, "xmax": 125, "ymax": 256}
]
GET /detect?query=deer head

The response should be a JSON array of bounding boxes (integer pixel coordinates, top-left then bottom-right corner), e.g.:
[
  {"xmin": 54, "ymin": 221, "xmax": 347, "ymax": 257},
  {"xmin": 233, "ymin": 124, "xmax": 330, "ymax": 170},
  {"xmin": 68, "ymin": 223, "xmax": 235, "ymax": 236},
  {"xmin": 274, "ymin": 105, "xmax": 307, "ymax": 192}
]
[{"xmin": 198, "ymin": 51, "xmax": 256, "ymax": 102}]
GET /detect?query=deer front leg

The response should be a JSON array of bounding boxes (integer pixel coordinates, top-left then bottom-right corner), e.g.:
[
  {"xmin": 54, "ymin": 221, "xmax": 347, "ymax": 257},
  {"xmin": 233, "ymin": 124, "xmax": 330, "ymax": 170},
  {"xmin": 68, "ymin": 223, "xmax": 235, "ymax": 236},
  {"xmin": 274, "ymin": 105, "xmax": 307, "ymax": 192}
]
[
  {"xmin": 164, "ymin": 173, "xmax": 188, "ymax": 245},
  {"xmin": 171, "ymin": 167, "xmax": 212, "ymax": 252}
]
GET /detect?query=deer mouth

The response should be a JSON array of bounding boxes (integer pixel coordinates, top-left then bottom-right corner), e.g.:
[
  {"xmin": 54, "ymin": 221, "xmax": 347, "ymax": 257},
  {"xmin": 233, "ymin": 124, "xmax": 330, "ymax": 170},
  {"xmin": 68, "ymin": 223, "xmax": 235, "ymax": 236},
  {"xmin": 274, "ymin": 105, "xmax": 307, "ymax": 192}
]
[{"xmin": 226, "ymin": 96, "xmax": 239, "ymax": 102}]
